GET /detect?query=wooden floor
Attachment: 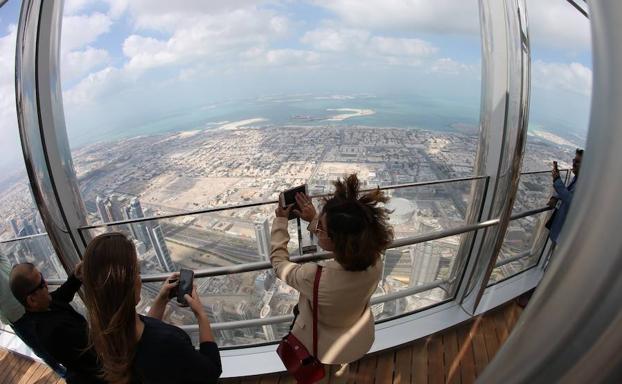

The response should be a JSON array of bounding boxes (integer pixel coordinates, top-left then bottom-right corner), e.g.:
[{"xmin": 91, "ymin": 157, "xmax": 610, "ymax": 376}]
[{"xmin": 0, "ymin": 301, "xmax": 523, "ymax": 384}]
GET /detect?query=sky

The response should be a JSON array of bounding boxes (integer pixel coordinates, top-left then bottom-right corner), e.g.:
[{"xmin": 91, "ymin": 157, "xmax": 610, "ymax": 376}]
[{"xmin": 0, "ymin": 0, "xmax": 593, "ymax": 176}]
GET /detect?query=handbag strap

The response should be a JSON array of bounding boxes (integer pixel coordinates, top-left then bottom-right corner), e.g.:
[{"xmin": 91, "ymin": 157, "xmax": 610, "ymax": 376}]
[{"xmin": 312, "ymin": 265, "xmax": 323, "ymax": 358}]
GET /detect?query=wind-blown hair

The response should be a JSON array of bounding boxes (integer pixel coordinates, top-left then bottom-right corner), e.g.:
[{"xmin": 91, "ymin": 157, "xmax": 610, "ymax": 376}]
[
  {"xmin": 322, "ymin": 174, "xmax": 394, "ymax": 271},
  {"xmin": 82, "ymin": 232, "xmax": 139, "ymax": 384}
]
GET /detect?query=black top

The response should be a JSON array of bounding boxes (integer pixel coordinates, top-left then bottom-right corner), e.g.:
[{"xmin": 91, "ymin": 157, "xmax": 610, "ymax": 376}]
[
  {"xmin": 133, "ymin": 315, "xmax": 222, "ymax": 384},
  {"xmin": 17, "ymin": 274, "xmax": 104, "ymax": 384}
]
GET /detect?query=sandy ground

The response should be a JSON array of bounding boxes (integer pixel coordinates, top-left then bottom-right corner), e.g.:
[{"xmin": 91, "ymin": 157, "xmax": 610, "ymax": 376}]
[{"xmin": 140, "ymin": 174, "xmax": 241, "ymax": 211}]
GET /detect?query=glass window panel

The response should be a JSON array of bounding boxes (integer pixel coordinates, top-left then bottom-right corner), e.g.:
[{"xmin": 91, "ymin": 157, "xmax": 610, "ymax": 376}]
[
  {"xmin": 60, "ymin": 0, "xmax": 482, "ymax": 223},
  {"xmin": 488, "ymin": 211, "xmax": 549, "ymax": 285},
  {"xmin": 522, "ymin": 0, "xmax": 591, "ymax": 172},
  {"xmin": 0, "ymin": 1, "xmax": 67, "ymax": 284}
]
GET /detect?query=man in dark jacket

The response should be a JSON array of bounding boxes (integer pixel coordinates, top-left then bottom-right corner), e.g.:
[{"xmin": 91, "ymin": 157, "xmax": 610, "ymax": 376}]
[{"xmin": 10, "ymin": 262, "xmax": 104, "ymax": 383}]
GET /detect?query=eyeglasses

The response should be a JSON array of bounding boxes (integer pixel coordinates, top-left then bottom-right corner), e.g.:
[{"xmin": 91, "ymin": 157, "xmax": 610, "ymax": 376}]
[{"xmin": 26, "ymin": 273, "xmax": 46, "ymax": 296}]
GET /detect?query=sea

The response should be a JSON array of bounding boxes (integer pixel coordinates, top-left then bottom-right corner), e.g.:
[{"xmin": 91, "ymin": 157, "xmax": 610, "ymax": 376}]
[{"xmin": 67, "ymin": 92, "xmax": 586, "ymax": 150}]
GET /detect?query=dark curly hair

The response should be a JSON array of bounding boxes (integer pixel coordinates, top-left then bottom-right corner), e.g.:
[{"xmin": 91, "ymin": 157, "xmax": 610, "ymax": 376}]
[{"xmin": 322, "ymin": 174, "xmax": 394, "ymax": 271}]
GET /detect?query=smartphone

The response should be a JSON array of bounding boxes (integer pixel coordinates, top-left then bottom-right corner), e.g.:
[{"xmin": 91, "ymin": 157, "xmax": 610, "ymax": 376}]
[
  {"xmin": 177, "ymin": 269, "xmax": 194, "ymax": 306},
  {"xmin": 553, "ymin": 161, "xmax": 559, "ymax": 170},
  {"xmin": 279, "ymin": 184, "xmax": 308, "ymax": 219}
]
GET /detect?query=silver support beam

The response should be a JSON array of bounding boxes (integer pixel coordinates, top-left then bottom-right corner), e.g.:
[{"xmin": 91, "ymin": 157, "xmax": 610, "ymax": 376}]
[
  {"xmin": 16, "ymin": 0, "xmax": 89, "ymax": 272},
  {"xmin": 479, "ymin": 1, "xmax": 622, "ymax": 382},
  {"xmin": 459, "ymin": 0, "xmax": 531, "ymax": 314}
]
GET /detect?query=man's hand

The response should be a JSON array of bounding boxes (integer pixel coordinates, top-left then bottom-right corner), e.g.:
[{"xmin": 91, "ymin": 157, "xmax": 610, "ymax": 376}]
[
  {"xmin": 293, "ymin": 192, "xmax": 316, "ymax": 222},
  {"xmin": 552, "ymin": 162, "xmax": 560, "ymax": 180},
  {"xmin": 74, "ymin": 262, "xmax": 84, "ymax": 281},
  {"xmin": 184, "ymin": 285, "xmax": 207, "ymax": 319},
  {"xmin": 275, "ymin": 202, "xmax": 294, "ymax": 218},
  {"xmin": 156, "ymin": 272, "xmax": 180, "ymax": 302}
]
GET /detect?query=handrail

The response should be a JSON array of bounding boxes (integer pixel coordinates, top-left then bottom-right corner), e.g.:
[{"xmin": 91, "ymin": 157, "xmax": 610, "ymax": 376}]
[
  {"xmin": 519, "ymin": 168, "xmax": 570, "ymax": 176},
  {"xmin": 178, "ymin": 279, "xmax": 447, "ymax": 331},
  {"xmin": 37, "ymin": 207, "xmax": 554, "ymax": 286},
  {"xmin": 0, "ymin": 232, "xmax": 49, "ymax": 244},
  {"xmin": 77, "ymin": 176, "xmax": 487, "ymax": 230},
  {"xmin": 141, "ymin": 206, "xmax": 549, "ymax": 283},
  {"xmin": 494, "ymin": 249, "xmax": 531, "ymax": 268},
  {"xmin": 141, "ymin": 218, "xmax": 500, "ymax": 283},
  {"xmin": 509, "ymin": 206, "xmax": 552, "ymax": 220}
]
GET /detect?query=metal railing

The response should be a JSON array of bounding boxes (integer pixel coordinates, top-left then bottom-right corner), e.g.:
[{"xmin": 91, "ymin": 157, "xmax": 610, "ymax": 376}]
[
  {"xmin": 0, "ymin": 232, "xmax": 49, "ymax": 244},
  {"xmin": 5, "ymin": 173, "xmax": 561, "ymax": 335},
  {"xmin": 78, "ymin": 175, "xmax": 487, "ymax": 230}
]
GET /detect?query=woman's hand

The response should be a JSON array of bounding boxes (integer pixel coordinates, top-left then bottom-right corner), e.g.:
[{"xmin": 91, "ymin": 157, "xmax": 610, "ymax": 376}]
[
  {"xmin": 74, "ymin": 261, "xmax": 84, "ymax": 282},
  {"xmin": 293, "ymin": 192, "xmax": 316, "ymax": 222},
  {"xmin": 148, "ymin": 272, "xmax": 180, "ymax": 320},
  {"xmin": 275, "ymin": 202, "xmax": 294, "ymax": 218},
  {"xmin": 185, "ymin": 285, "xmax": 215, "ymax": 342},
  {"xmin": 156, "ymin": 272, "xmax": 179, "ymax": 302},
  {"xmin": 185, "ymin": 285, "xmax": 207, "ymax": 319}
]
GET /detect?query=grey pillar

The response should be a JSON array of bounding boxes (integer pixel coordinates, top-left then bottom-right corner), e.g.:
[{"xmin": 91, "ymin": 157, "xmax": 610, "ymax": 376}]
[
  {"xmin": 478, "ymin": 1, "xmax": 622, "ymax": 382},
  {"xmin": 16, "ymin": 0, "xmax": 89, "ymax": 272},
  {"xmin": 458, "ymin": 0, "xmax": 531, "ymax": 314}
]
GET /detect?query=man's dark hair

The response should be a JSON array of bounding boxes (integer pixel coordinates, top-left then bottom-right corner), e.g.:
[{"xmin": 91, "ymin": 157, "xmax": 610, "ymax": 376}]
[
  {"xmin": 322, "ymin": 174, "xmax": 394, "ymax": 271},
  {"xmin": 9, "ymin": 262, "xmax": 37, "ymax": 306},
  {"xmin": 576, "ymin": 148, "xmax": 584, "ymax": 156}
]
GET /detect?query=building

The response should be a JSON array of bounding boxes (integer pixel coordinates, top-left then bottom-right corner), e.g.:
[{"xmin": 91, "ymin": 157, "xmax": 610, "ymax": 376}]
[
  {"xmin": 128, "ymin": 198, "xmax": 153, "ymax": 250},
  {"xmin": 95, "ymin": 196, "xmax": 111, "ymax": 223},
  {"xmin": 148, "ymin": 225, "xmax": 175, "ymax": 272},
  {"xmin": 409, "ymin": 242, "xmax": 442, "ymax": 287},
  {"xmin": 8, "ymin": 218, "xmax": 20, "ymax": 237},
  {"xmin": 254, "ymin": 217, "xmax": 271, "ymax": 261}
]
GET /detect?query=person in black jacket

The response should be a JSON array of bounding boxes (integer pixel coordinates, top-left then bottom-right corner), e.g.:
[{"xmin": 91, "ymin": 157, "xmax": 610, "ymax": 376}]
[
  {"xmin": 9, "ymin": 262, "xmax": 104, "ymax": 383},
  {"xmin": 81, "ymin": 232, "xmax": 222, "ymax": 384}
]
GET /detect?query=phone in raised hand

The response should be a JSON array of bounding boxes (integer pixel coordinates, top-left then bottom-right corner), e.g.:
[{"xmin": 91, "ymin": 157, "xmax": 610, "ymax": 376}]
[{"xmin": 177, "ymin": 268, "xmax": 194, "ymax": 306}]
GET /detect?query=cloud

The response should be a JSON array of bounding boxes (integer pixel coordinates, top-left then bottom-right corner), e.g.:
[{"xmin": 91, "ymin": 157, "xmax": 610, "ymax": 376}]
[
  {"xmin": 428, "ymin": 58, "xmax": 477, "ymax": 75},
  {"xmin": 301, "ymin": 26, "xmax": 437, "ymax": 66},
  {"xmin": 527, "ymin": 0, "xmax": 591, "ymax": 52},
  {"xmin": 532, "ymin": 60, "xmax": 592, "ymax": 96},
  {"xmin": 62, "ymin": 47, "xmax": 110, "ymax": 84},
  {"xmin": 61, "ymin": 13, "xmax": 112, "ymax": 53},
  {"xmin": 0, "ymin": 25, "xmax": 22, "ymax": 169},
  {"xmin": 121, "ymin": 9, "xmax": 289, "ymax": 72},
  {"xmin": 301, "ymin": 27, "xmax": 370, "ymax": 52},
  {"xmin": 369, "ymin": 36, "xmax": 437, "ymax": 57},
  {"xmin": 264, "ymin": 49, "xmax": 321, "ymax": 66},
  {"xmin": 104, "ymin": 0, "xmax": 276, "ymax": 31},
  {"xmin": 63, "ymin": 66, "xmax": 132, "ymax": 106},
  {"xmin": 63, "ymin": 0, "xmax": 97, "ymax": 16},
  {"xmin": 311, "ymin": 0, "xmax": 479, "ymax": 35}
]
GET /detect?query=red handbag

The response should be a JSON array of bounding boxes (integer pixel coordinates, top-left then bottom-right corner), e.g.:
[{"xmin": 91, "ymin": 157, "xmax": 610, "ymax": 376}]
[{"xmin": 277, "ymin": 265, "xmax": 325, "ymax": 383}]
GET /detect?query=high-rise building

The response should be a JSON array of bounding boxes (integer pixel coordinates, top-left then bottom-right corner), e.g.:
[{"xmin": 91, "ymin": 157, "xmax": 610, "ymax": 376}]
[
  {"xmin": 409, "ymin": 242, "xmax": 442, "ymax": 287},
  {"xmin": 254, "ymin": 217, "xmax": 271, "ymax": 261},
  {"xmin": 17, "ymin": 220, "xmax": 36, "ymax": 237},
  {"xmin": 259, "ymin": 305, "xmax": 275, "ymax": 341},
  {"xmin": 128, "ymin": 198, "xmax": 153, "ymax": 250},
  {"xmin": 8, "ymin": 218, "xmax": 20, "ymax": 237},
  {"xmin": 96, "ymin": 196, "xmax": 111, "ymax": 223},
  {"xmin": 149, "ymin": 225, "xmax": 175, "ymax": 272}
]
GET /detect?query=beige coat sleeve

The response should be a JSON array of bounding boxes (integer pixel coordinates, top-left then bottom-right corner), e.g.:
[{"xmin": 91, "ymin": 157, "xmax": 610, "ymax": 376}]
[{"xmin": 270, "ymin": 217, "xmax": 316, "ymax": 297}]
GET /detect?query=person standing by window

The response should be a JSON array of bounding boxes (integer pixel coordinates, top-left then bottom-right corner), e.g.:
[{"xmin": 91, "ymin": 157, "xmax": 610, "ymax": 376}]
[
  {"xmin": 82, "ymin": 233, "xmax": 222, "ymax": 384},
  {"xmin": 548, "ymin": 148, "xmax": 583, "ymax": 245},
  {"xmin": 271, "ymin": 174, "xmax": 393, "ymax": 366}
]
